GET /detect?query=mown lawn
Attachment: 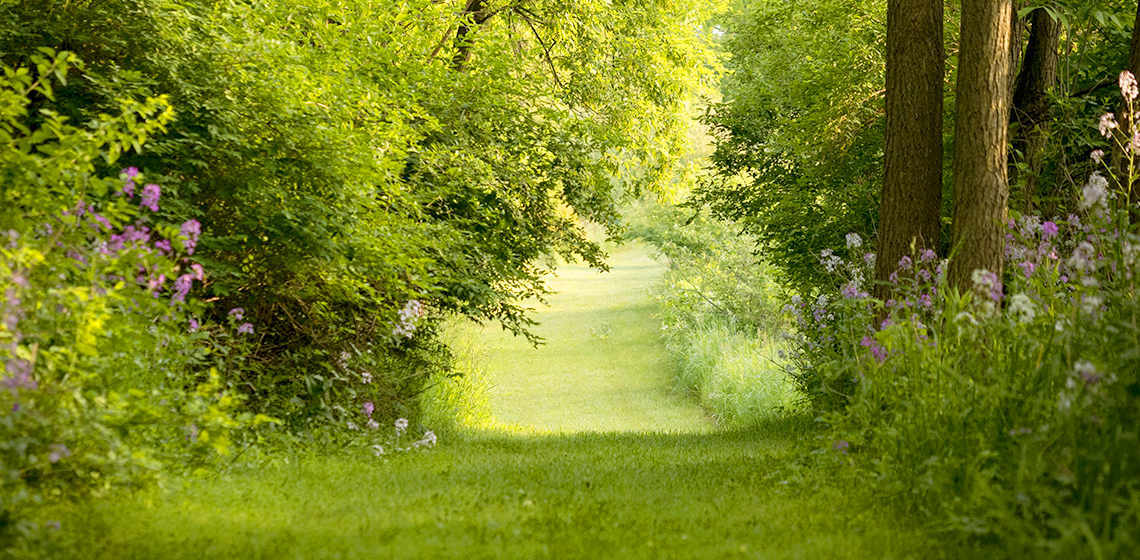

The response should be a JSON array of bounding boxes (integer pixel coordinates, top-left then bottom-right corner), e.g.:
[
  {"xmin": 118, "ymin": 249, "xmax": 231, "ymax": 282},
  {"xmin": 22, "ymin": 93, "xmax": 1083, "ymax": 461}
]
[{"xmin": 57, "ymin": 421, "xmax": 955, "ymax": 559}]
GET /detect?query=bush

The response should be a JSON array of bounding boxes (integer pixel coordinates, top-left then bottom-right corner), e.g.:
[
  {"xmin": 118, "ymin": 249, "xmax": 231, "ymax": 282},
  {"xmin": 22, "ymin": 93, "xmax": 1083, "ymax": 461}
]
[
  {"xmin": 0, "ymin": 52, "xmax": 271, "ymax": 553},
  {"xmin": 786, "ymin": 73, "xmax": 1140, "ymax": 557},
  {"xmin": 632, "ymin": 202, "xmax": 795, "ymax": 426}
]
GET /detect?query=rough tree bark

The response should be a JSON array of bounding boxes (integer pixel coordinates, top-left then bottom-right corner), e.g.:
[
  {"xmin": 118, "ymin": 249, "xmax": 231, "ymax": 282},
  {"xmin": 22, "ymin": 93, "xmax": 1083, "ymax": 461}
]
[
  {"xmin": 875, "ymin": 0, "xmax": 944, "ymax": 303},
  {"xmin": 949, "ymin": 0, "xmax": 1014, "ymax": 292},
  {"xmin": 1009, "ymin": 7, "xmax": 1060, "ymax": 213}
]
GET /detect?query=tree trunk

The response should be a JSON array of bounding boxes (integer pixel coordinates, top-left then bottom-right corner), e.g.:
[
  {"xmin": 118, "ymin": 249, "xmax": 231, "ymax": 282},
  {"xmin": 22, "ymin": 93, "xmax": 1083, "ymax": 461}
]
[
  {"xmin": 1009, "ymin": 7, "xmax": 1060, "ymax": 213},
  {"xmin": 875, "ymin": 0, "xmax": 944, "ymax": 302},
  {"xmin": 949, "ymin": 0, "xmax": 1014, "ymax": 293},
  {"xmin": 452, "ymin": 0, "xmax": 491, "ymax": 72}
]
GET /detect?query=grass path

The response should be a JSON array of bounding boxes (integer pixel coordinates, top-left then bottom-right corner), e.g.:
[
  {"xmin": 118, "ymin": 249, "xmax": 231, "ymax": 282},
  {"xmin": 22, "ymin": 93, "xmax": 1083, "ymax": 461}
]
[
  {"xmin": 54, "ymin": 245, "xmax": 965, "ymax": 559},
  {"xmin": 469, "ymin": 245, "xmax": 711, "ymax": 432}
]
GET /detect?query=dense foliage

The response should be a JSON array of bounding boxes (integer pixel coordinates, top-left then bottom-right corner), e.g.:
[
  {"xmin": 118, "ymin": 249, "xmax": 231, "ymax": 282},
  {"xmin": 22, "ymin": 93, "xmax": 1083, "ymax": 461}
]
[
  {"xmin": 0, "ymin": 0, "xmax": 719, "ymax": 426},
  {"xmin": 784, "ymin": 80, "xmax": 1140, "ymax": 555}
]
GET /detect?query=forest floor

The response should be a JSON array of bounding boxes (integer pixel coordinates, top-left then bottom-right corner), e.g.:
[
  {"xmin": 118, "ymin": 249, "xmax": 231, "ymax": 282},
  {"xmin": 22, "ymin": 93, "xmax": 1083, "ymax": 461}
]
[{"xmin": 54, "ymin": 245, "xmax": 968, "ymax": 559}]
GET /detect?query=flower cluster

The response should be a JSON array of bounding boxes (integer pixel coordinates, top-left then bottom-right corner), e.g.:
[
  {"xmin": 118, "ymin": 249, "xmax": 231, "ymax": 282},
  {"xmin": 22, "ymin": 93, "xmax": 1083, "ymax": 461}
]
[{"xmin": 392, "ymin": 299, "xmax": 425, "ymax": 339}]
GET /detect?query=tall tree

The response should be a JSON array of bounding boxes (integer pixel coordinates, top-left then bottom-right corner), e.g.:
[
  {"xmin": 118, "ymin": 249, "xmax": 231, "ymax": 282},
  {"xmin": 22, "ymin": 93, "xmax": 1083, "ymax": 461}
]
[
  {"xmin": 1009, "ymin": 6, "xmax": 1061, "ymax": 212},
  {"xmin": 948, "ymin": 0, "xmax": 1014, "ymax": 292},
  {"xmin": 875, "ymin": 0, "xmax": 944, "ymax": 302}
]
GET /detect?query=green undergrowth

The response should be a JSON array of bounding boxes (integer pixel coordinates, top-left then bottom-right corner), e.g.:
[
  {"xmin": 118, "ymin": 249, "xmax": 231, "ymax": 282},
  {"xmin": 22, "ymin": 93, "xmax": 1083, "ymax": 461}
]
[{"xmin": 42, "ymin": 420, "xmax": 972, "ymax": 560}]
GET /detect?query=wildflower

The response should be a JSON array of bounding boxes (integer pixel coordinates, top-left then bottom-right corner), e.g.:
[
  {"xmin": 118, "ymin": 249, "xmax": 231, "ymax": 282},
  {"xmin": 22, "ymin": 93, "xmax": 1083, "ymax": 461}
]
[
  {"xmin": 395, "ymin": 417, "xmax": 409, "ymax": 436},
  {"xmin": 1079, "ymin": 173, "xmax": 1109, "ymax": 210},
  {"xmin": 919, "ymin": 249, "xmax": 937, "ymax": 263},
  {"xmin": 392, "ymin": 300, "xmax": 426, "ymax": 339},
  {"xmin": 120, "ymin": 167, "xmax": 139, "ymax": 197},
  {"xmin": 1, "ymin": 369, "xmax": 37, "ymax": 394},
  {"xmin": 186, "ymin": 424, "xmax": 199, "ymax": 442},
  {"xmin": 917, "ymin": 268, "xmax": 931, "ymax": 282},
  {"xmin": 1018, "ymin": 261, "xmax": 1036, "ymax": 278},
  {"xmin": 45, "ymin": 521, "xmax": 61, "ymax": 531},
  {"xmin": 172, "ymin": 274, "xmax": 193, "ymax": 303},
  {"xmin": 1121, "ymin": 70, "xmax": 1139, "ymax": 101},
  {"xmin": 898, "ymin": 255, "xmax": 913, "ymax": 270},
  {"xmin": 47, "ymin": 443, "xmax": 71, "ymax": 463},
  {"xmin": 819, "ymin": 249, "xmax": 842, "ymax": 273},
  {"xmin": 414, "ymin": 430, "xmax": 437, "ymax": 449},
  {"xmin": 863, "ymin": 252, "xmax": 876, "ymax": 267},
  {"xmin": 237, "ymin": 322, "xmax": 254, "ymax": 334},
  {"xmin": 1008, "ymin": 293, "xmax": 1037, "ymax": 324},
  {"xmin": 189, "ymin": 318, "xmax": 199, "ymax": 333},
  {"xmin": 919, "ymin": 293, "xmax": 933, "ymax": 309},
  {"xmin": 140, "ymin": 184, "xmax": 161, "ymax": 212},
  {"xmin": 889, "ymin": 272, "xmax": 898, "ymax": 285},
  {"xmin": 1067, "ymin": 242, "xmax": 1097, "ymax": 273},
  {"xmin": 154, "ymin": 239, "xmax": 172, "ymax": 255},
  {"xmin": 860, "ymin": 335, "xmax": 887, "ymax": 363},
  {"xmin": 1041, "ymin": 221, "xmax": 1058, "ymax": 239},
  {"xmin": 190, "ymin": 263, "xmax": 205, "ymax": 281},
  {"xmin": 971, "ymin": 269, "xmax": 1002, "ymax": 302},
  {"xmin": 366, "ymin": 419, "xmax": 379, "ymax": 430},
  {"xmin": 348, "ymin": 422, "xmax": 358, "ymax": 430},
  {"xmin": 1091, "ymin": 149, "xmax": 1105, "ymax": 164},
  {"xmin": 845, "ymin": 233, "xmax": 862, "ymax": 249},
  {"xmin": 363, "ymin": 401, "xmax": 375, "ymax": 418},
  {"xmin": 228, "ymin": 307, "xmax": 245, "ymax": 320},
  {"xmin": 1099, "ymin": 113, "xmax": 1118, "ymax": 137},
  {"xmin": 833, "ymin": 440, "xmax": 849, "ymax": 455},
  {"xmin": 841, "ymin": 281, "xmax": 860, "ymax": 299},
  {"xmin": 372, "ymin": 444, "xmax": 384, "ymax": 456},
  {"xmin": 180, "ymin": 219, "xmax": 201, "ymax": 254},
  {"xmin": 1075, "ymin": 361, "xmax": 1100, "ymax": 386},
  {"xmin": 361, "ymin": 371, "xmax": 372, "ymax": 384}
]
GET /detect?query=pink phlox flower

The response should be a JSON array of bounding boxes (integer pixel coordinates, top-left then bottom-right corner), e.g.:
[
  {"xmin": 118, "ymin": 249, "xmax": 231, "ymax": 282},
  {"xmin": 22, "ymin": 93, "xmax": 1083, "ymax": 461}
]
[
  {"xmin": 190, "ymin": 263, "xmax": 205, "ymax": 281},
  {"xmin": 888, "ymin": 272, "xmax": 899, "ymax": 285},
  {"xmin": 898, "ymin": 255, "xmax": 913, "ymax": 270},
  {"xmin": 139, "ymin": 184, "xmax": 161, "ymax": 212},
  {"xmin": 1099, "ymin": 113, "xmax": 1118, "ymax": 137},
  {"xmin": 188, "ymin": 318, "xmax": 200, "ymax": 333},
  {"xmin": 860, "ymin": 335, "xmax": 887, "ymax": 363},
  {"xmin": 237, "ymin": 322, "xmax": 254, "ymax": 334},
  {"xmin": 363, "ymin": 401, "xmax": 375, "ymax": 418},
  {"xmin": 1121, "ymin": 70, "xmax": 1139, "ymax": 101},
  {"xmin": 919, "ymin": 249, "xmax": 937, "ymax": 263},
  {"xmin": 366, "ymin": 419, "xmax": 380, "ymax": 430},
  {"xmin": 917, "ymin": 268, "xmax": 931, "ymax": 282},
  {"xmin": 228, "ymin": 307, "xmax": 245, "ymax": 320},
  {"xmin": 147, "ymin": 274, "xmax": 166, "ymax": 296},
  {"xmin": 1041, "ymin": 221, "xmax": 1058, "ymax": 239},
  {"xmin": 154, "ymin": 239, "xmax": 172, "ymax": 255},
  {"xmin": 1019, "ymin": 261, "xmax": 1036, "ymax": 278},
  {"xmin": 2, "ymin": 369, "xmax": 37, "ymax": 394}
]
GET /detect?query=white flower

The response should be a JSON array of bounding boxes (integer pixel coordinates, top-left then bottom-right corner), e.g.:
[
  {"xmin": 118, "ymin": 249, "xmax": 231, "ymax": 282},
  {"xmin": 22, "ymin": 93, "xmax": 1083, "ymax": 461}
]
[
  {"xmin": 372, "ymin": 444, "xmax": 385, "ymax": 456},
  {"xmin": 1008, "ymin": 293, "xmax": 1036, "ymax": 324},
  {"xmin": 413, "ymin": 430, "xmax": 437, "ymax": 449},
  {"xmin": 819, "ymin": 249, "xmax": 842, "ymax": 273},
  {"xmin": 1079, "ymin": 173, "xmax": 1110, "ymax": 210},
  {"xmin": 1091, "ymin": 149, "xmax": 1105, "ymax": 163},
  {"xmin": 1067, "ymin": 242, "xmax": 1098, "ymax": 273},
  {"xmin": 395, "ymin": 417, "xmax": 409, "ymax": 436},
  {"xmin": 845, "ymin": 233, "xmax": 862, "ymax": 249},
  {"xmin": 361, "ymin": 371, "xmax": 372, "ymax": 384}
]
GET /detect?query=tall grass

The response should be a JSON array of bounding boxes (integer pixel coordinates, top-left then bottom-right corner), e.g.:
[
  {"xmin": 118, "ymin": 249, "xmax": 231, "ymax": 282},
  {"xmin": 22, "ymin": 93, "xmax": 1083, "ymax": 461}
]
[{"xmin": 419, "ymin": 320, "xmax": 495, "ymax": 433}]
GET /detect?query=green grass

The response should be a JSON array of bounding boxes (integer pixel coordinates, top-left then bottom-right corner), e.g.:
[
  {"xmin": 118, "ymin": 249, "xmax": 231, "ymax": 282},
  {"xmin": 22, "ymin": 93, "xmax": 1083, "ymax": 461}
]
[
  {"xmin": 462, "ymin": 244, "xmax": 711, "ymax": 432},
  {"xmin": 55, "ymin": 421, "xmax": 951, "ymax": 560},
  {"xmin": 41, "ymin": 244, "xmax": 980, "ymax": 559}
]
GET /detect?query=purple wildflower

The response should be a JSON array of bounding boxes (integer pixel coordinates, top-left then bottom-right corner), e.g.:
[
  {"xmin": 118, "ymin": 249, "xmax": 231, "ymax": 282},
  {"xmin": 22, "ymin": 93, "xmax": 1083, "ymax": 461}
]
[
  {"xmin": 237, "ymin": 322, "xmax": 254, "ymax": 334},
  {"xmin": 180, "ymin": 219, "xmax": 201, "ymax": 254},
  {"xmin": 172, "ymin": 274, "xmax": 193, "ymax": 303},
  {"xmin": 833, "ymin": 440, "xmax": 849, "ymax": 455},
  {"xmin": 363, "ymin": 401, "xmax": 375, "ymax": 418},
  {"xmin": 140, "ymin": 184, "xmax": 161, "ymax": 212},
  {"xmin": 228, "ymin": 307, "xmax": 245, "ymax": 320},
  {"xmin": 898, "ymin": 255, "xmax": 913, "ymax": 270},
  {"xmin": 1019, "ymin": 261, "xmax": 1036, "ymax": 278},
  {"xmin": 919, "ymin": 249, "xmax": 937, "ymax": 262},
  {"xmin": 189, "ymin": 318, "xmax": 200, "ymax": 333},
  {"xmin": 860, "ymin": 335, "xmax": 887, "ymax": 363},
  {"xmin": 154, "ymin": 239, "xmax": 172, "ymax": 255}
]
